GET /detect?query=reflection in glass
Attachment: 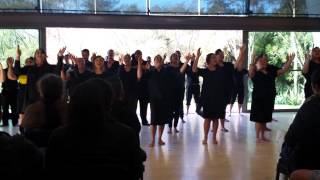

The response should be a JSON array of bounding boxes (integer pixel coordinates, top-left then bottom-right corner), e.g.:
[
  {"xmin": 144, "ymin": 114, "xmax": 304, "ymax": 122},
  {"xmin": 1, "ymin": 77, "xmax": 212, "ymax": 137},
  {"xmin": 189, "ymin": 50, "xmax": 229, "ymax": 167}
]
[
  {"xmin": 0, "ymin": 0, "xmax": 37, "ymax": 12},
  {"xmin": 249, "ymin": 0, "xmax": 292, "ymax": 16},
  {"xmin": 42, "ymin": 0, "xmax": 94, "ymax": 13},
  {"xmin": 201, "ymin": 0, "xmax": 247, "ymax": 15},
  {"xmin": 150, "ymin": 0, "xmax": 198, "ymax": 14}
]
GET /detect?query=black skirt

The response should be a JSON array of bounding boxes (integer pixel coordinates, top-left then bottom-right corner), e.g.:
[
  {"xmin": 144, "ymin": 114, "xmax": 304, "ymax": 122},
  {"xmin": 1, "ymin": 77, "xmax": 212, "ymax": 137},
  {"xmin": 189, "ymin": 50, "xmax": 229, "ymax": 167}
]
[
  {"xmin": 250, "ymin": 96, "xmax": 275, "ymax": 123},
  {"xmin": 150, "ymin": 99, "xmax": 171, "ymax": 125}
]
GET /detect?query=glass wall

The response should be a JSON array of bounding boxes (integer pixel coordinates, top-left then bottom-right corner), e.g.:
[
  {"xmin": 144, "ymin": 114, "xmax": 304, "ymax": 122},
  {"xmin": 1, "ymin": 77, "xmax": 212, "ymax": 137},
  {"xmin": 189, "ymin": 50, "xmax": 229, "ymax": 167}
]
[
  {"xmin": 1, "ymin": 0, "xmax": 320, "ymax": 17},
  {"xmin": 247, "ymin": 31, "xmax": 320, "ymax": 110},
  {"xmin": 45, "ymin": 27, "xmax": 242, "ymax": 65},
  {"xmin": 0, "ymin": 29, "xmax": 39, "ymax": 67}
]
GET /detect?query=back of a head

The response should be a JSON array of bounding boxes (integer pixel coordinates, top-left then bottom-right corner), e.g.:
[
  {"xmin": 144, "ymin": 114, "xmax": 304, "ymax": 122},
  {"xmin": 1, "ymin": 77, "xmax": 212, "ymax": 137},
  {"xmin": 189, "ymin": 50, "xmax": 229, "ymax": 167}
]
[
  {"xmin": 69, "ymin": 79, "xmax": 114, "ymax": 132},
  {"xmin": 106, "ymin": 76, "xmax": 124, "ymax": 101},
  {"xmin": 37, "ymin": 74, "xmax": 63, "ymax": 103}
]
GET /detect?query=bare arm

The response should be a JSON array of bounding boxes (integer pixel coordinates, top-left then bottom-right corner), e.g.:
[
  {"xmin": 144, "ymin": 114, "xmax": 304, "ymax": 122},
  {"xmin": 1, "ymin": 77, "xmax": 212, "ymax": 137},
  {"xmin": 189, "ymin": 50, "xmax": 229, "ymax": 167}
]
[
  {"xmin": 137, "ymin": 55, "xmax": 143, "ymax": 81},
  {"xmin": 302, "ymin": 53, "xmax": 311, "ymax": 75},
  {"xmin": 192, "ymin": 48, "xmax": 201, "ymax": 73},
  {"xmin": 180, "ymin": 53, "xmax": 191, "ymax": 74},
  {"xmin": 234, "ymin": 44, "xmax": 246, "ymax": 71},
  {"xmin": 7, "ymin": 64, "xmax": 17, "ymax": 80},
  {"xmin": 248, "ymin": 53, "xmax": 257, "ymax": 79},
  {"xmin": 277, "ymin": 53, "xmax": 295, "ymax": 76},
  {"xmin": 0, "ymin": 63, "xmax": 5, "ymax": 83}
]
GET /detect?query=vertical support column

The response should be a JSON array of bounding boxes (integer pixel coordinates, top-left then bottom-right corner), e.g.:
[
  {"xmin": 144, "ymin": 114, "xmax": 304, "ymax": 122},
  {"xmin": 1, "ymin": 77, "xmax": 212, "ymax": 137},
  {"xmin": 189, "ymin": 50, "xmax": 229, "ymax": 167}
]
[
  {"xmin": 147, "ymin": 0, "xmax": 150, "ymax": 15},
  {"xmin": 39, "ymin": 27, "xmax": 46, "ymax": 51},
  {"xmin": 242, "ymin": 30, "xmax": 249, "ymax": 112}
]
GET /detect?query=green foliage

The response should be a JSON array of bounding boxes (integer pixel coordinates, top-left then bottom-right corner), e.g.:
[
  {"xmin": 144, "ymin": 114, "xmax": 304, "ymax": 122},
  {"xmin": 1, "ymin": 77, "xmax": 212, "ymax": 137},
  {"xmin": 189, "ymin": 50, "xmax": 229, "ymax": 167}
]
[
  {"xmin": 248, "ymin": 31, "xmax": 313, "ymax": 106},
  {"xmin": 0, "ymin": 29, "xmax": 39, "ymax": 66}
]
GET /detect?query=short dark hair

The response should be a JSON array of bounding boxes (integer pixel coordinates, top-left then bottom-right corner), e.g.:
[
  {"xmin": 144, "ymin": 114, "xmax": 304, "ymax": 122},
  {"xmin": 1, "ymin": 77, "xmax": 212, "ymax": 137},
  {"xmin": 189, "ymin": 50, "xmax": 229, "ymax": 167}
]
[
  {"xmin": 215, "ymin": 49, "xmax": 223, "ymax": 55},
  {"xmin": 206, "ymin": 53, "xmax": 215, "ymax": 64},
  {"xmin": 81, "ymin": 49, "xmax": 89, "ymax": 54}
]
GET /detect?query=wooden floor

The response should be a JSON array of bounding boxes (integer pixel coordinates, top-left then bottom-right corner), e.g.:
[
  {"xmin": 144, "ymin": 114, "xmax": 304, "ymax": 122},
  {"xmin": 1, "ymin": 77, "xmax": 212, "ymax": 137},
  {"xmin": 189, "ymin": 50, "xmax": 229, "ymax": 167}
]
[
  {"xmin": 139, "ymin": 110, "xmax": 296, "ymax": 180},
  {"xmin": 1, "ymin": 109, "xmax": 296, "ymax": 180}
]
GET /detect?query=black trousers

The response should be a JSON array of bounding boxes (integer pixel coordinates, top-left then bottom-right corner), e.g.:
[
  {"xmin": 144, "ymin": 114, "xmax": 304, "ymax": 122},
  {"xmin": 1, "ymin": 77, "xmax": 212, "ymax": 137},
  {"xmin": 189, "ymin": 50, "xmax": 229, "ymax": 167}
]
[
  {"xmin": 186, "ymin": 84, "xmax": 200, "ymax": 106},
  {"xmin": 169, "ymin": 100, "xmax": 183, "ymax": 128},
  {"xmin": 138, "ymin": 95, "xmax": 149, "ymax": 124},
  {"xmin": 1, "ymin": 91, "xmax": 18, "ymax": 126}
]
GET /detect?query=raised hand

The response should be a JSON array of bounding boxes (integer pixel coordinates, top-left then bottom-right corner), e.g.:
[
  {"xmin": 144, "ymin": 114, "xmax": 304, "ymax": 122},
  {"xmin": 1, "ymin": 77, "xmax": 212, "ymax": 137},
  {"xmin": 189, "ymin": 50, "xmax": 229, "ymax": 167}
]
[
  {"xmin": 7, "ymin": 57, "xmax": 14, "ymax": 67},
  {"xmin": 58, "ymin": 46, "xmax": 67, "ymax": 57},
  {"xmin": 305, "ymin": 52, "xmax": 311, "ymax": 62},
  {"xmin": 240, "ymin": 44, "xmax": 247, "ymax": 53},
  {"xmin": 163, "ymin": 53, "xmax": 167, "ymax": 60},
  {"xmin": 184, "ymin": 53, "xmax": 192, "ymax": 63},
  {"xmin": 91, "ymin": 52, "xmax": 97, "ymax": 62},
  {"xmin": 287, "ymin": 52, "xmax": 295, "ymax": 62},
  {"xmin": 16, "ymin": 45, "xmax": 22, "ymax": 60},
  {"xmin": 196, "ymin": 48, "xmax": 202, "ymax": 59},
  {"xmin": 251, "ymin": 53, "xmax": 257, "ymax": 65}
]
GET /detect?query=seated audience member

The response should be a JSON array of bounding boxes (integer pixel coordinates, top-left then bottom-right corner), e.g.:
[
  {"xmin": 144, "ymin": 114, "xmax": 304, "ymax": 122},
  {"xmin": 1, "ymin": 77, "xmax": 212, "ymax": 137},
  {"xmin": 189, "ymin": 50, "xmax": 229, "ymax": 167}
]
[
  {"xmin": 281, "ymin": 69, "xmax": 320, "ymax": 172},
  {"xmin": 291, "ymin": 169, "xmax": 320, "ymax": 180},
  {"xmin": 0, "ymin": 131, "xmax": 44, "ymax": 178},
  {"xmin": 45, "ymin": 79, "xmax": 144, "ymax": 179},
  {"xmin": 21, "ymin": 74, "xmax": 66, "ymax": 147}
]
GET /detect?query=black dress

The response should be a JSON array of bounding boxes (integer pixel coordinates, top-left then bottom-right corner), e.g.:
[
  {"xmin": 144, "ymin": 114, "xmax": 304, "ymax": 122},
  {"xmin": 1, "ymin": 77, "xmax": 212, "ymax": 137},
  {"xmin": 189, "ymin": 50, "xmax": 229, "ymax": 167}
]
[
  {"xmin": 147, "ymin": 67, "xmax": 175, "ymax": 125},
  {"xmin": 220, "ymin": 62, "xmax": 236, "ymax": 106},
  {"xmin": 196, "ymin": 67, "xmax": 229, "ymax": 119},
  {"xmin": 13, "ymin": 61, "xmax": 29, "ymax": 113},
  {"xmin": 250, "ymin": 65, "xmax": 279, "ymax": 123},
  {"xmin": 118, "ymin": 65, "xmax": 138, "ymax": 113},
  {"xmin": 303, "ymin": 60, "xmax": 320, "ymax": 98},
  {"xmin": 67, "ymin": 70, "xmax": 93, "ymax": 94}
]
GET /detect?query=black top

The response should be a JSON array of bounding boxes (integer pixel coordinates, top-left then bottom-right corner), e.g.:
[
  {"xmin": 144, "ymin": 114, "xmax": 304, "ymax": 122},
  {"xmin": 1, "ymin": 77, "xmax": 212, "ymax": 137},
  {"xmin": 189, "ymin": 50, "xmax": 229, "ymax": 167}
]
[
  {"xmin": 68, "ymin": 70, "xmax": 93, "ymax": 94},
  {"xmin": 221, "ymin": 62, "xmax": 235, "ymax": 97},
  {"xmin": 197, "ymin": 68, "xmax": 226, "ymax": 100},
  {"xmin": 233, "ymin": 69, "xmax": 248, "ymax": 88},
  {"xmin": 138, "ymin": 69, "xmax": 150, "ymax": 98},
  {"xmin": 118, "ymin": 65, "xmax": 138, "ymax": 98},
  {"xmin": 303, "ymin": 60, "xmax": 320, "ymax": 98},
  {"xmin": 166, "ymin": 65, "xmax": 185, "ymax": 98},
  {"xmin": 92, "ymin": 71, "xmax": 114, "ymax": 80},
  {"xmin": 146, "ymin": 67, "xmax": 176, "ymax": 102},
  {"xmin": 1, "ymin": 68, "xmax": 18, "ymax": 93},
  {"xmin": 186, "ymin": 61, "xmax": 200, "ymax": 86},
  {"xmin": 105, "ymin": 61, "xmax": 120, "ymax": 75},
  {"xmin": 25, "ymin": 57, "xmax": 63, "ymax": 105},
  {"xmin": 284, "ymin": 95, "xmax": 320, "ymax": 170},
  {"xmin": 85, "ymin": 60, "xmax": 93, "ymax": 71},
  {"xmin": 252, "ymin": 65, "xmax": 280, "ymax": 99},
  {"xmin": 46, "ymin": 122, "xmax": 143, "ymax": 179}
]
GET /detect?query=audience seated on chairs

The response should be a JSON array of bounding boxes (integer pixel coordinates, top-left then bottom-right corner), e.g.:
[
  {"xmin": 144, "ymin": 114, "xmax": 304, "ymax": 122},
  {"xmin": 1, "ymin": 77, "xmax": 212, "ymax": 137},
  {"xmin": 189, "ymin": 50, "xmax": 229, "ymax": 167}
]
[
  {"xmin": 45, "ymin": 79, "xmax": 144, "ymax": 179},
  {"xmin": 21, "ymin": 74, "xmax": 67, "ymax": 147},
  {"xmin": 0, "ymin": 131, "xmax": 44, "ymax": 179},
  {"xmin": 280, "ymin": 69, "xmax": 320, "ymax": 174}
]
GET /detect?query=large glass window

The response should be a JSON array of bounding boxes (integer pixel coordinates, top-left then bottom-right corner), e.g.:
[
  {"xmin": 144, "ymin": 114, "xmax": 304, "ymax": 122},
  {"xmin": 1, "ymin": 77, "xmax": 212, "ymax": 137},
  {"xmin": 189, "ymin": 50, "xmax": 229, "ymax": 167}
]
[
  {"xmin": 296, "ymin": 0, "xmax": 320, "ymax": 17},
  {"xmin": 247, "ymin": 31, "xmax": 320, "ymax": 110},
  {"xmin": 249, "ymin": 0, "xmax": 292, "ymax": 16},
  {"xmin": 201, "ymin": 0, "xmax": 247, "ymax": 15},
  {"xmin": 150, "ymin": 0, "xmax": 198, "ymax": 15},
  {"xmin": 46, "ymin": 27, "xmax": 242, "ymax": 65},
  {"xmin": 0, "ymin": 0, "xmax": 37, "ymax": 12},
  {"xmin": 42, "ymin": 0, "xmax": 94, "ymax": 13},
  {"xmin": 96, "ymin": 0, "xmax": 146, "ymax": 14},
  {"xmin": 0, "ymin": 29, "xmax": 39, "ymax": 67}
]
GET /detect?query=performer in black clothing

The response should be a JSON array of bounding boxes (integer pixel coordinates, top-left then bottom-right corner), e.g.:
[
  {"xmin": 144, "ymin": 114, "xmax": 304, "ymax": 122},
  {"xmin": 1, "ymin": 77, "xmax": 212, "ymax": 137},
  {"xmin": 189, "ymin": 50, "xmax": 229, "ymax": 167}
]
[
  {"xmin": 215, "ymin": 49, "xmax": 236, "ymax": 132},
  {"xmin": 137, "ymin": 55, "xmax": 176, "ymax": 147},
  {"xmin": 137, "ymin": 60, "xmax": 151, "ymax": 126},
  {"xmin": 66, "ymin": 57, "xmax": 93, "ymax": 95},
  {"xmin": 0, "ymin": 57, "xmax": 18, "ymax": 126},
  {"xmin": 249, "ymin": 53, "xmax": 295, "ymax": 142},
  {"xmin": 175, "ymin": 50, "xmax": 185, "ymax": 121},
  {"xmin": 167, "ymin": 53, "xmax": 188, "ymax": 133},
  {"xmin": 186, "ymin": 55, "xmax": 200, "ymax": 114},
  {"xmin": 81, "ymin": 49, "xmax": 92, "ymax": 71},
  {"xmin": 18, "ymin": 48, "xmax": 64, "ymax": 107},
  {"xmin": 303, "ymin": 47, "xmax": 320, "ymax": 99},
  {"xmin": 92, "ymin": 56, "xmax": 114, "ymax": 80},
  {"xmin": 230, "ymin": 69, "xmax": 248, "ymax": 114},
  {"xmin": 118, "ymin": 54, "xmax": 139, "ymax": 114},
  {"xmin": 105, "ymin": 49, "xmax": 120, "ymax": 75},
  {"xmin": 193, "ymin": 46, "xmax": 246, "ymax": 145}
]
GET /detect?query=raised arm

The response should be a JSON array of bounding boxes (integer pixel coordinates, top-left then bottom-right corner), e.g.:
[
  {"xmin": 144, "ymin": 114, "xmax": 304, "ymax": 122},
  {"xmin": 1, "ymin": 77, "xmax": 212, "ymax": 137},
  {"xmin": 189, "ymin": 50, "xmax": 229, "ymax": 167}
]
[
  {"xmin": 302, "ymin": 53, "xmax": 311, "ymax": 75},
  {"xmin": 248, "ymin": 53, "xmax": 257, "ymax": 79},
  {"xmin": 7, "ymin": 57, "xmax": 17, "ymax": 80},
  {"xmin": 234, "ymin": 44, "xmax": 247, "ymax": 71},
  {"xmin": 137, "ymin": 54, "xmax": 143, "ymax": 81},
  {"xmin": 277, "ymin": 53, "xmax": 295, "ymax": 76},
  {"xmin": 14, "ymin": 45, "xmax": 22, "ymax": 75},
  {"xmin": 192, "ymin": 48, "xmax": 201, "ymax": 73},
  {"xmin": 180, "ymin": 53, "xmax": 191, "ymax": 74},
  {"xmin": 55, "ymin": 47, "xmax": 66, "ymax": 74},
  {"xmin": 0, "ymin": 63, "xmax": 5, "ymax": 83}
]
